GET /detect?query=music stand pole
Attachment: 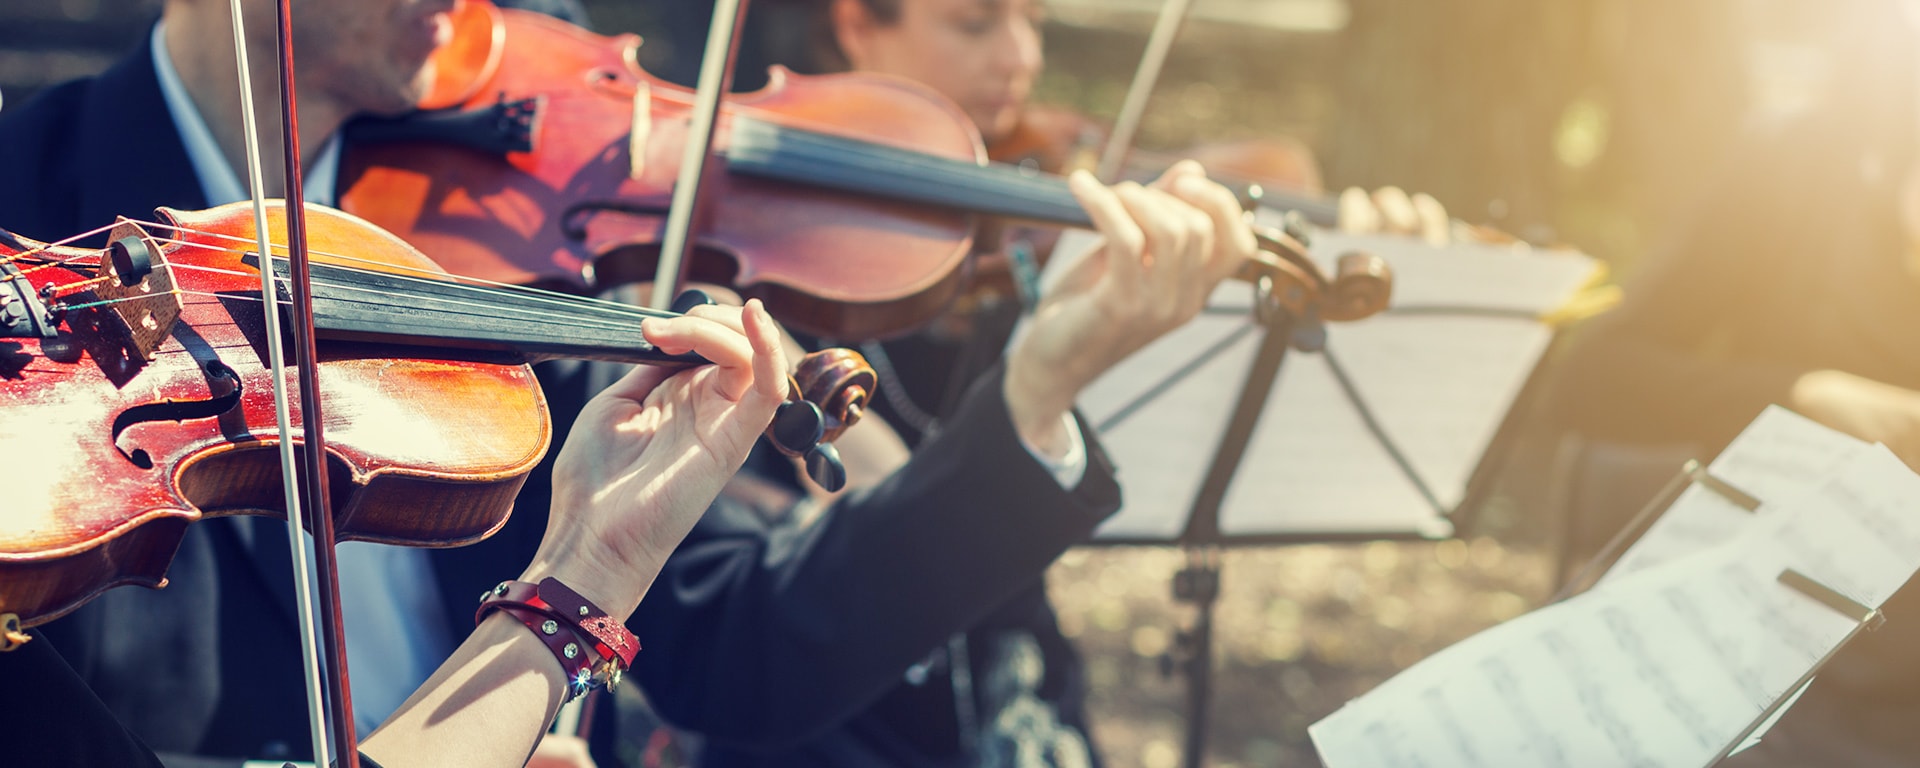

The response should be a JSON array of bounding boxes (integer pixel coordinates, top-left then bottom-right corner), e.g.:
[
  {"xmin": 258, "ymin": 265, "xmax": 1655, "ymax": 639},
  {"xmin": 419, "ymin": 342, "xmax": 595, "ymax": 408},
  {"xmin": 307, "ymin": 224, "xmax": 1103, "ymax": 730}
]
[{"xmin": 1173, "ymin": 297, "xmax": 1307, "ymax": 768}]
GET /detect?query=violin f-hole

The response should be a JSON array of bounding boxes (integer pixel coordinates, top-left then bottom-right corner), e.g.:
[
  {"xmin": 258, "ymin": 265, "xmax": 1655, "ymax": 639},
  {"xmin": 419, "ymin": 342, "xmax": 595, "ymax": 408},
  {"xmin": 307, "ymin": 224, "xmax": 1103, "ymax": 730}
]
[{"xmin": 110, "ymin": 361, "xmax": 243, "ymax": 468}]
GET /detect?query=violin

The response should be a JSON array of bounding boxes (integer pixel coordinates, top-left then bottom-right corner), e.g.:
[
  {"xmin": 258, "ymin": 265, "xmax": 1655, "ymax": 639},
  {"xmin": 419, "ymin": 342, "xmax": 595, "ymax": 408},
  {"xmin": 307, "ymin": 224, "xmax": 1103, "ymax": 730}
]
[
  {"xmin": 338, "ymin": 0, "xmax": 1390, "ymax": 341},
  {"xmin": 0, "ymin": 202, "xmax": 874, "ymax": 632}
]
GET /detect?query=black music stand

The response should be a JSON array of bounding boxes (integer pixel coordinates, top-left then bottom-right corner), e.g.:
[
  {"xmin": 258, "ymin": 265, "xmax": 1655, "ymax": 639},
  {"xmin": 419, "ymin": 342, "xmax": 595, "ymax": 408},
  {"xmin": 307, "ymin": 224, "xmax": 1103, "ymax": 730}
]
[{"xmin": 1046, "ymin": 229, "xmax": 1600, "ymax": 766}]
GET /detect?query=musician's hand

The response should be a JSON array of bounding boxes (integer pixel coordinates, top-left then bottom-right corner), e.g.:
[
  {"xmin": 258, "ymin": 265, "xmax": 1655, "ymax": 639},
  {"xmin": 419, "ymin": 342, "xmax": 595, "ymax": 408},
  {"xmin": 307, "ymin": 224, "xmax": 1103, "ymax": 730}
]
[
  {"xmin": 526, "ymin": 300, "xmax": 790, "ymax": 620},
  {"xmin": 659, "ymin": 282, "xmax": 912, "ymax": 499},
  {"xmin": 1004, "ymin": 161, "xmax": 1255, "ymax": 454},
  {"xmin": 1790, "ymin": 369, "xmax": 1920, "ymax": 469},
  {"xmin": 527, "ymin": 734, "xmax": 597, "ymax": 768},
  {"xmin": 1339, "ymin": 185, "xmax": 1449, "ymax": 246}
]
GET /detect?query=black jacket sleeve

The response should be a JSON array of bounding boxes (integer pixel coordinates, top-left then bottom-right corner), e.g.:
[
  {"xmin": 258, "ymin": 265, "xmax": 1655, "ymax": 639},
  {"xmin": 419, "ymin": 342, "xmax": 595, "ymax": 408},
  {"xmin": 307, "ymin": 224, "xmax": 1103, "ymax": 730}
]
[{"xmin": 629, "ymin": 362, "xmax": 1120, "ymax": 750}]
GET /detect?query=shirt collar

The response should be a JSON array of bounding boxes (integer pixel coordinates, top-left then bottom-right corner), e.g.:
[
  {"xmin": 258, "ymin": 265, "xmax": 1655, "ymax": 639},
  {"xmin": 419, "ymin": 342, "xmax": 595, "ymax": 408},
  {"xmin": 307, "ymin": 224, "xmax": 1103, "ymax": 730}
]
[{"xmin": 150, "ymin": 21, "xmax": 341, "ymax": 208}]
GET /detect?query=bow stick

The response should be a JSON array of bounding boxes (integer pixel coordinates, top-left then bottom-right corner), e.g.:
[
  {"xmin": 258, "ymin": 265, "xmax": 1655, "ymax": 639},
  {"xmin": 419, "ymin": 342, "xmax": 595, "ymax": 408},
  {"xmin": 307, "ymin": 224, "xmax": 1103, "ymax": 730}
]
[
  {"xmin": 560, "ymin": 0, "xmax": 760, "ymax": 744},
  {"xmin": 648, "ymin": 0, "xmax": 755, "ymax": 310},
  {"xmin": 225, "ymin": 0, "xmax": 357, "ymax": 763},
  {"xmin": 1094, "ymin": 0, "xmax": 1195, "ymax": 184}
]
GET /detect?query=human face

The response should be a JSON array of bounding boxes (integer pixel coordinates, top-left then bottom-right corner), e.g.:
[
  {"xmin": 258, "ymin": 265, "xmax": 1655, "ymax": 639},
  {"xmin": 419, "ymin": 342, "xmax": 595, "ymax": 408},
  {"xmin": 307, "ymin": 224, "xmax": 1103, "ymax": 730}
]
[
  {"xmin": 288, "ymin": 0, "xmax": 457, "ymax": 117},
  {"xmin": 838, "ymin": 0, "xmax": 1045, "ymax": 144}
]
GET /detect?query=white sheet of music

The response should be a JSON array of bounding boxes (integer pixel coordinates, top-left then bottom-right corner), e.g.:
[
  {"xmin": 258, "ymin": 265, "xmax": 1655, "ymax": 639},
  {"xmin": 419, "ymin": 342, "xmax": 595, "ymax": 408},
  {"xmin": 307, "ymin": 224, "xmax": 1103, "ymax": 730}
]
[
  {"xmin": 1309, "ymin": 442, "xmax": 1920, "ymax": 768},
  {"xmin": 1034, "ymin": 229, "xmax": 1601, "ymax": 541},
  {"xmin": 1601, "ymin": 406, "xmax": 1870, "ymax": 583}
]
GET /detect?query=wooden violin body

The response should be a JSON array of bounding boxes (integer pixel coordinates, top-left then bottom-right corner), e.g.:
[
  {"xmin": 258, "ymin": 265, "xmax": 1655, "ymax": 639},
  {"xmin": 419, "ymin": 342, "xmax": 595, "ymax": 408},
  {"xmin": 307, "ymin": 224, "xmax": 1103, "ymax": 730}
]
[
  {"xmin": 1, "ymin": 204, "xmax": 548, "ymax": 628},
  {"xmin": 0, "ymin": 201, "xmax": 877, "ymax": 629},
  {"xmin": 339, "ymin": 2, "xmax": 1387, "ymax": 339},
  {"xmin": 341, "ymin": 1, "xmax": 987, "ymax": 341}
]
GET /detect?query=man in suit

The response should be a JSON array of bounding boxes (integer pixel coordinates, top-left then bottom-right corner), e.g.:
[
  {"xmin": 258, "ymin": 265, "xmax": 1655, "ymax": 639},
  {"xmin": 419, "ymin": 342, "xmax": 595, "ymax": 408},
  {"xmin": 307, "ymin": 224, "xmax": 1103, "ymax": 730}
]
[{"xmin": 0, "ymin": 1, "xmax": 1255, "ymax": 766}]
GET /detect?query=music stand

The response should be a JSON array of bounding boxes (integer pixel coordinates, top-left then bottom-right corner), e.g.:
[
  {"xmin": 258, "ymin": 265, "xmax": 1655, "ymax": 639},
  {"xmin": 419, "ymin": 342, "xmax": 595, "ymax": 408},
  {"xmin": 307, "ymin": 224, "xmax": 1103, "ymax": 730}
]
[{"xmin": 1052, "ymin": 229, "xmax": 1601, "ymax": 765}]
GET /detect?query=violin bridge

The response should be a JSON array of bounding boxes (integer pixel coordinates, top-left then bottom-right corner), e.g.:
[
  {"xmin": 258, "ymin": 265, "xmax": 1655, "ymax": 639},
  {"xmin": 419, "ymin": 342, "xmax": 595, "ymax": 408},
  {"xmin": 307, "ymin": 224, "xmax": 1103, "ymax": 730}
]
[
  {"xmin": 94, "ymin": 220, "xmax": 183, "ymax": 362},
  {"xmin": 628, "ymin": 81, "xmax": 651, "ymax": 180}
]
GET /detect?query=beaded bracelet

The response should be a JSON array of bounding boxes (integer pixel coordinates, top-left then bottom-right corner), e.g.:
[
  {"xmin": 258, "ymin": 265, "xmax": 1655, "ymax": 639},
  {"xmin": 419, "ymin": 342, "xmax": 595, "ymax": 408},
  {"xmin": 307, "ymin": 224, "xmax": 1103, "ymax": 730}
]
[{"xmin": 476, "ymin": 578, "xmax": 639, "ymax": 701}]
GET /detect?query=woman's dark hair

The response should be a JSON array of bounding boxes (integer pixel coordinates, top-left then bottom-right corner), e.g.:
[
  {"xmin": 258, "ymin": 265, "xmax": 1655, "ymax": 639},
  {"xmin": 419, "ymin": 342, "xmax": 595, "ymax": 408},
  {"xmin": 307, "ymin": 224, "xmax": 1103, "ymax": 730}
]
[{"xmin": 807, "ymin": 0, "xmax": 903, "ymax": 73}]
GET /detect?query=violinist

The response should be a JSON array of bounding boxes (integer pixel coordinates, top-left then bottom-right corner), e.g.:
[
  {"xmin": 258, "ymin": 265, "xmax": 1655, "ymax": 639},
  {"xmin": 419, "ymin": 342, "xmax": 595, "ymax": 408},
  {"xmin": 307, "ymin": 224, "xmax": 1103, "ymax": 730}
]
[
  {"xmin": 0, "ymin": 0, "xmax": 620, "ymax": 764},
  {"xmin": 572, "ymin": 1, "xmax": 1266, "ymax": 767},
  {"xmin": 1, "ymin": 298, "xmax": 798, "ymax": 768},
  {"xmin": 0, "ymin": 3, "xmax": 1260, "ymax": 768}
]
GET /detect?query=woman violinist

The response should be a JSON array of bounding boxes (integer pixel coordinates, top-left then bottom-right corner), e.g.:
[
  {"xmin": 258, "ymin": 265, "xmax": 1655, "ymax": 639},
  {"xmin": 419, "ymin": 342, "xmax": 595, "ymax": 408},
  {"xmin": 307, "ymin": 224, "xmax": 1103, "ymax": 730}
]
[
  {"xmin": 0, "ymin": 289, "xmax": 798, "ymax": 768},
  {"xmin": 552, "ymin": 1, "xmax": 1377, "ymax": 766},
  {"xmin": 0, "ymin": 1, "xmax": 788, "ymax": 765}
]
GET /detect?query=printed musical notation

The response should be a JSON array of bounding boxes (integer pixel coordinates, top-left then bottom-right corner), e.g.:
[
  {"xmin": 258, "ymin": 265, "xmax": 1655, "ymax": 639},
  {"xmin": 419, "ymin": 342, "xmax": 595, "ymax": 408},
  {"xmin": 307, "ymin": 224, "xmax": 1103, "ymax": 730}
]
[
  {"xmin": 1602, "ymin": 406, "xmax": 1869, "ymax": 583},
  {"xmin": 1310, "ymin": 412, "xmax": 1920, "ymax": 768}
]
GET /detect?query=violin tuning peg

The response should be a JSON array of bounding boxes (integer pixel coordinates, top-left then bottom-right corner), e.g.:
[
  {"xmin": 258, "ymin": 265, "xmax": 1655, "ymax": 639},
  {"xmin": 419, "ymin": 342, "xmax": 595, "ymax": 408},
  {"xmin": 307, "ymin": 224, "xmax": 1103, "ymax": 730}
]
[
  {"xmin": 769, "ymin": 400, "xmax": 826, "ymax": 455},
  {"xmin": 805, "ymin": 443, "xmax": 847, "ymax": 493},
  {"xmin": 670, "ymin": 289, "xmax": 718, "ymax": 315},
  {"xmin": 1235, "ymin": 182, "xmax": 1265, "ymax": 214},
  {"xmin": 1281, "ymin": 210, "xmax": 1312, "ymax": 248}
]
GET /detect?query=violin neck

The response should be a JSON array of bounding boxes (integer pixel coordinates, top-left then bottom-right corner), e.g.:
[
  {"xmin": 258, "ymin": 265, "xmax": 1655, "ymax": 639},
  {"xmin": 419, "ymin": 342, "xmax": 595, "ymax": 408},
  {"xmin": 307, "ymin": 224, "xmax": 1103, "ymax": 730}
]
[
  {"xmin": 726, "ymin": 119, "xmax": 1342, "ymax": 229},
  {"xmin": 260, "ymin": 257, "xmax": 698, "ymax": 366},
  {"xmin": 728, "ymin": 119, "xmax": 1095, "ymax": 228}
]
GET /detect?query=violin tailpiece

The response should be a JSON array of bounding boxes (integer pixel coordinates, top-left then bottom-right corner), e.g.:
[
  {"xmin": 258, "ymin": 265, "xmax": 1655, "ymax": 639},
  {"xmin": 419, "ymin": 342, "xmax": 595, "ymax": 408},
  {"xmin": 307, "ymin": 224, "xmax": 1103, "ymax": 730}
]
[{"xmin": 95, "ymin": 221, "xmax": 183, "ymax": 362}]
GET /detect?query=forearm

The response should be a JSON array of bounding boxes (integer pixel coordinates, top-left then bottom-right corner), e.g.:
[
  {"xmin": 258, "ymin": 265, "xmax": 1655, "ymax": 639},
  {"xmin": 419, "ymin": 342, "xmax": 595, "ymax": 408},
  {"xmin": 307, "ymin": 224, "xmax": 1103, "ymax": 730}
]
[
  {"xmin": 358, "ymin": 614, "xmax": 566, "ymax": 768},
  {"xmin": 637, "ymin": 366, "xmax": 1120, "ymax": 747}
]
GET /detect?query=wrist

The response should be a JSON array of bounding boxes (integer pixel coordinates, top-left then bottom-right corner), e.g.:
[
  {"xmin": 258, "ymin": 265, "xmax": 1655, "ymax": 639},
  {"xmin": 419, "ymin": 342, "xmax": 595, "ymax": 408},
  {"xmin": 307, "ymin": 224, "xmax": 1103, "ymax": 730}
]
[
  {"xmin": 1003, "ymin": 359, "xmax": 1075, "ymax": 456},
  {"xmin": 520, "ymin": 542, "xmax": 654, "ymax": 624}
]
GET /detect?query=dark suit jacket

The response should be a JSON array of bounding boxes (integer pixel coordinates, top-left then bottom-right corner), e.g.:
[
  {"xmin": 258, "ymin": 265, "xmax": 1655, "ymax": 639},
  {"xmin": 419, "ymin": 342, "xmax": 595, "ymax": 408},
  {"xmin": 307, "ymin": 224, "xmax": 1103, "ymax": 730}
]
[
  {"xmin": 2, "ymin": 30, "xmax": 1123, "ymax": 768},
  {"xmin": 0, "ymin": 33, "xmax": 588, "ymax": 764}
]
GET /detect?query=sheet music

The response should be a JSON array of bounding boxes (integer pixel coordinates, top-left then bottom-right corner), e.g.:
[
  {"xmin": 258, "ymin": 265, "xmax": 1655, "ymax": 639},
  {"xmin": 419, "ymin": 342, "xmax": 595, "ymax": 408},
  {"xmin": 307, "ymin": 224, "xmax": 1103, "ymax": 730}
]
[
  {"xmin": 1750, "ymin": 445, "xmax": 1920, "ymax": 607},
  {"xmin": 1310, "ymin": 441, "xmax": 1920, "ymax": 768},
  {"xmin": 1290, "ymin": 231, "xmax": 1600, "ymax": 317},
  {"xmin": 1602, "ymin": 406, "xmax": 1870, "ymax": 584},
  {"xmin": 1312, "ymin": 542, "xmax": 1856, "ymax": 768},
  {"xmin": 1044, "ymin": 226, "xmax": 1598, "ymax": 541}
]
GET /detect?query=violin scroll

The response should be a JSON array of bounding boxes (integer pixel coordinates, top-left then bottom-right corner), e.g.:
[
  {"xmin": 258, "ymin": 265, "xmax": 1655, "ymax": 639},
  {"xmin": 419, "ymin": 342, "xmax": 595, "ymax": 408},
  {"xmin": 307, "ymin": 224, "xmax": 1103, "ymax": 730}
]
[
  {"xmin": 1241, "ymin": 226, "xmax": 1393, "ymax": 327},
  {"xmin": 1323, "ymin": 252, "xmax": 1393, "ymax": 323},
  {"xmin": 766, "ymin": 347, "xmax": 876, "ymax": 492},
  {"xmin": 791, "ymin": 347, "xmax": 874, "ymax": 444},
  {"xmin": 667, "ymin": 288, "xmax": 874, "ymax": 492}
]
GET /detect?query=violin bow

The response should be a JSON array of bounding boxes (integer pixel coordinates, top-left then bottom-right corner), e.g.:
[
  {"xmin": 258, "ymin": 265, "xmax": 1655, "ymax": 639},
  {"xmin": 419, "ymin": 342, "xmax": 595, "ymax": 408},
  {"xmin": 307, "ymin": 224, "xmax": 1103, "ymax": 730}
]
[
  {"xmin": 557, "ymin": 0, "xmax": 761, "ymax": 744},
  {"xmin": 647, "ymin": 0, "xmax": 756, "ymax": 310},
  {"xmin": 1094, "ymin": 0, "xmax": 1196, "ymax": 183},
  {"xmin": 223, "ymin": 0, "xmax": 358, "ymax": 763}
]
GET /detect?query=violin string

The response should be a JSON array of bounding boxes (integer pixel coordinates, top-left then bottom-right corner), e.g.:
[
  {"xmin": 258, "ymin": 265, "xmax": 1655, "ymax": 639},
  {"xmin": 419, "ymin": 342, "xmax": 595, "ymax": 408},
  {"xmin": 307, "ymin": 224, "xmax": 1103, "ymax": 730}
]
[
  {"xmin": 81, "ymin": 221, "xmax": 674, "ymax": 325},
  {"xmin": 132, "ymin": 222, "xmax": 689, "ymax": 320},
  {"xmin": 0, "ymin": 221, "xmax": 123, "ymax": 266},
  {"xmin": 38, "ymin": 251, "xmax": 672, "ymax": 340},
  {"xmin": 736, "ymin": 119, "xmax": 1076, "ymax": 209},
  {"xmin": 60, "ymin": 259, "xmax": 666, "ymax": 337},
  {"xmin": 30, "ymin": 231, "xmax": 670, "ymax": 338},
  {"xmin": 166, "ymin": 254, "xmax": 674, "ymax": 330},
  {"xmin": 33, "ymin": 240, "xmax": 662, "ymax": 334},
  {"xmin": 738, "ymin": 128, "xmax": 1079, "ymax": 231},
  {"xmin": 56, "ymin": 282, "xmax": 658, "ymax": 340},
  {"xmin": 47, "ymin": 273, "xmax": 114, "ymax": 297}
]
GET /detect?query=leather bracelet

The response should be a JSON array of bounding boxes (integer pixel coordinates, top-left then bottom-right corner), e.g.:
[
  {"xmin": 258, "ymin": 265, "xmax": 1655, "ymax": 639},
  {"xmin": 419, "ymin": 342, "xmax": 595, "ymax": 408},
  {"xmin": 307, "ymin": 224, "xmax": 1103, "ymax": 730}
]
[{"xmin": 476, "ymin": 578, "xmax": 639, "ymax": 700}]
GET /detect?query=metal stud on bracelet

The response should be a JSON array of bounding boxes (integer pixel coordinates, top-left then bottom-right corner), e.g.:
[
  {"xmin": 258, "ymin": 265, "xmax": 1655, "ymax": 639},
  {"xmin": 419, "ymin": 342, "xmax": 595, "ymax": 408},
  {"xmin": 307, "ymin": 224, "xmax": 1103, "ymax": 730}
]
[{"xmin": 475, "ymin": 578, "xmax": 640, "ymax": 702}]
